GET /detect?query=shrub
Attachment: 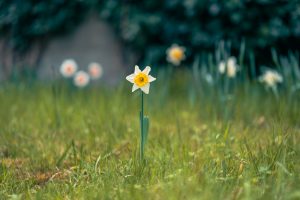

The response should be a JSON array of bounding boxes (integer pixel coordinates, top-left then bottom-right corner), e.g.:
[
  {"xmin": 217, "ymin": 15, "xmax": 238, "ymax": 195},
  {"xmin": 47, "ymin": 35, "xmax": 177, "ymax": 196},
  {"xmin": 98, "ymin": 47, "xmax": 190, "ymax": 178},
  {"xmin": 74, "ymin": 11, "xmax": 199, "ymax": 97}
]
[
  {"xmin": 0, "ymin": 0, "xmax": 299, "ymax": 70},
  {"xmin": 0, "ymin": 0, "xmax": 91, "ymax": 52},
  {"xmin": 99, "ymin": 0, "xmax": 300, "ymax": 65}
]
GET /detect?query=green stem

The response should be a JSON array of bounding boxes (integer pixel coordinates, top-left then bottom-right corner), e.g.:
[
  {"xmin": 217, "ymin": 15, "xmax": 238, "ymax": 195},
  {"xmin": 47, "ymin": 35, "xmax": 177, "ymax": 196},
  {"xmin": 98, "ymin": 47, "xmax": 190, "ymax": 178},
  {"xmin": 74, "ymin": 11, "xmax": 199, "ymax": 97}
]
[
  {"xmin": 271, "ymin": 86, "xmax": 279, "ymax": 102},
  {"xmin": 140, "ymin": 91, "xmax": 144, "ymax": 161}
]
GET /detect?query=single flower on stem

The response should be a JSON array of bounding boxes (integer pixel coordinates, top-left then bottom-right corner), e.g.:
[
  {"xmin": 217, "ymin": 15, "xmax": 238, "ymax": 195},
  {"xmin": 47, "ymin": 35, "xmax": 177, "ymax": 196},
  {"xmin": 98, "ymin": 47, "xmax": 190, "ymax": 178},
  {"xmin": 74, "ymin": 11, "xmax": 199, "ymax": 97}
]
[
  {"xmin": 126, "ymin": 65, "xmax": 156, "ymax": 161},
  {"xmin": 259, "ymin": 69, "xmax": 283, "ymax": 99},
  {"xmin": 218, "ymin": 57, "xmax": 239, "ymax": 78},
  {"xmin": 226, "ymin": 57, "xmax": 238, "ymax": 78},
  {"xmin": 259, "ymin": 70, "xmax": 283, "ymax": 88}
]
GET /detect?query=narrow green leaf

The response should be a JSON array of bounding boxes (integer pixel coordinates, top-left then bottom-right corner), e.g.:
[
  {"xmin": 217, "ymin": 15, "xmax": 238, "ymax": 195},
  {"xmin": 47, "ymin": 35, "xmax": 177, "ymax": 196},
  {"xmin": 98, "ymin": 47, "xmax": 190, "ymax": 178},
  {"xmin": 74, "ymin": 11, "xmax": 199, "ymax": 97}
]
[
  {"xmin": 56, "ymin": 140, "xmax": 73, "ymax": 167},
  {"xmin": 143, "ymin": 116, "xmax": 149, "ymax": 146},
  {"xmin": 223, "ymin": 123, "xmax": 230, "ymax": 143}
]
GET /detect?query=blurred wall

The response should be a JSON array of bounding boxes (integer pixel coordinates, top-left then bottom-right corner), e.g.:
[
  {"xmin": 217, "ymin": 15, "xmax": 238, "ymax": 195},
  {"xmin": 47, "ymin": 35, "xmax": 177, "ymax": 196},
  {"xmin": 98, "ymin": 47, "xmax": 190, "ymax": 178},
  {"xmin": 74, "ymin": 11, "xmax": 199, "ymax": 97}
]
[{"xmin": 37, "ymin": 15, "xmax": 127, "ymax": 85}]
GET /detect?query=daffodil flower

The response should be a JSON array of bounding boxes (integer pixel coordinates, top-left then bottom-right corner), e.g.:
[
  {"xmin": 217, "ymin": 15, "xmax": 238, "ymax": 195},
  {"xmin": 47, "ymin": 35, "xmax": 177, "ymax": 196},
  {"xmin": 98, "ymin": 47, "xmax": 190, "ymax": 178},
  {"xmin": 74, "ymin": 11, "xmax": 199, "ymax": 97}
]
[
  {"xmin": 218, "ymin": 57, "xmax": 239, "ymax": 78},
  {"xmin": 126, "ymin": 65, "xmax": 156, "ymax": 94},
  {"xmin": 259, "ymin": 69, "xmax": 283, "ymax": 100},
  {"xmin": 259, "ymin": 70, "xmax": 283, "ymax": 88},
  {"xmin": 218, "ymin": 61, "xmax": 226, "ymax": 74},
  {"xmin": 226, "ymin": 57, "xmax": 238, "ymax": 78},
  {"xmin": 166, "ymin": 44, "xmax": 186, "ymax": 66},
  {"xmin": 126, "ymin": 65, "xmax": 156, "ymax": 161}
]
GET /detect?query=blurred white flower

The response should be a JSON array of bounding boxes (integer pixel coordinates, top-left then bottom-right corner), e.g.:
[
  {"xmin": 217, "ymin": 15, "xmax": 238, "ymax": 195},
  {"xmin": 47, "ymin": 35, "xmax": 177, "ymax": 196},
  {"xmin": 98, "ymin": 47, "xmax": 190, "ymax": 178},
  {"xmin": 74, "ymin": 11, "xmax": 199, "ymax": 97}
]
[
  {"xmin": 60, "ymin": 59, "xmax": 78, "ymax": 78},
  {"xmin": 226, "ymin": 57, "xmax": 238, "ymax": 78},
  {"xmin": 88, "ymin": 62, "xmax": 103, "ymax": 80},
  {"xmin": 166, "ymin": 44, "xmax": 186, "ymax": 66},
  {"xmin": 218, "ymin": 61, "xmax": 226, "ymax": 74},
  {"xmin": 259, "ymin": 70, "xmax": 283, "ymax": 88},
  {"xmin": 73, "ymin": 71, "xmax": 90, "ymax": 88},
  {"xmin": 218, "ymin": 57, "xmax": 239, "ymax": 78}
]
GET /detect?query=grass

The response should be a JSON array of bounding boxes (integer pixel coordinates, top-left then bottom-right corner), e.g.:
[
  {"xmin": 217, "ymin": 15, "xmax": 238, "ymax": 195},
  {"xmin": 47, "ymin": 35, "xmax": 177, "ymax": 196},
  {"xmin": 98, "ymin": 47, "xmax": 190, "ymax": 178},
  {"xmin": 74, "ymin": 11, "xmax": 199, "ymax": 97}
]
[{"xmin": 0, "ymin": 71, "xmax": 299, "ymax": 199}]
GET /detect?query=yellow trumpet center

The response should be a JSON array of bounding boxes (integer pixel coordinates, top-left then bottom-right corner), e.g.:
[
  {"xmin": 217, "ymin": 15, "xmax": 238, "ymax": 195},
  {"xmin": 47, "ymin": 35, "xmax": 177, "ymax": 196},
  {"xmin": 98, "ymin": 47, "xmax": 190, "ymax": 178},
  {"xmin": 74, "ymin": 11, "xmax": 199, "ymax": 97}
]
[
  {"xmin": 134, "ymin": 72, "xmax": 149, "ymax": 87},
  {"xmin": 170, "ymin": 48, "xmax": 184, "ymax": 60}
]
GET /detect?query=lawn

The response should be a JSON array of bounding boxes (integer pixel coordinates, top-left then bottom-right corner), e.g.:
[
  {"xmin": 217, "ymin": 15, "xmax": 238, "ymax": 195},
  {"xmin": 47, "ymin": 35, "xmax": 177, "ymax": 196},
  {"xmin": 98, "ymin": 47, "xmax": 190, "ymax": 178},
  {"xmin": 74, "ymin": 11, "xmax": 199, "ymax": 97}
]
[{"xmin": 0, "ymin": 71, "xmax": 299, "ymax": 199}]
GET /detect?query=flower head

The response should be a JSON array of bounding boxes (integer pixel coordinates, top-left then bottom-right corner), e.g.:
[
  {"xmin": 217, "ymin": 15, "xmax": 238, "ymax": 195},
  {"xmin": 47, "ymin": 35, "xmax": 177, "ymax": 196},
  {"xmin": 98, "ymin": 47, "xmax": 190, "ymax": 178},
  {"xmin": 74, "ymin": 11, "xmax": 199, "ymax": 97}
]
[
  {"xmin": 259, "ymin": 70, "xmax": 283, "ymax": 88},
  {"xmin": 218, "ymin": 61, "xmax": 226, "ymax": 74},
  {"xmin": 60, "ymin": 59, "xmax": 78, "ymax": 78},
  {"xmin": 73, "ymin": 71, "xmax": 90, "ymax": 88},
  {"xmin": 226, "ymin": 57, "xmax": 238, "ymax": 78},
  {"xmin": 166, "ymin": 44, "xmax": 186, "ymax": 66},
  {"xmin": 126, "ymin": 65, "xmax": 156, "ymax": 94},
  {"xmin": 218, "ymin": 57, "xmax": 239, "ymax": 78},
  {"xmin": 88, "ymin": 62, "xmax": 103, "ymax": 80}
]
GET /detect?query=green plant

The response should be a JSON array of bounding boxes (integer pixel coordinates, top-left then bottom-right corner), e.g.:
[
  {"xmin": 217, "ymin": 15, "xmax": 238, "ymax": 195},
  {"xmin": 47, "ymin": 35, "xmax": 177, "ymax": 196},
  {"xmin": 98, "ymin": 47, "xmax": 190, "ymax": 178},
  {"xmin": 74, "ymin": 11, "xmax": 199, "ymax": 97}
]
[
  {"xmin": 0, "ymin": 0, "xmax": 90, "ymax": 52},
  {"xmin": 99, "ymin": 0, "xmax": 300, "ymax": 65}
]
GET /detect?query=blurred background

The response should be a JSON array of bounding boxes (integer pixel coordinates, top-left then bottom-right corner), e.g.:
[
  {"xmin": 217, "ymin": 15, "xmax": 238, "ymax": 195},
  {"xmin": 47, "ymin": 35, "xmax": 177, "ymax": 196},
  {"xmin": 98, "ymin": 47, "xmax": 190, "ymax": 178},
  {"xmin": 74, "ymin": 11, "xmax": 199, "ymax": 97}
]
[{"xmin": 0, "ymin": 0, "xmax": 299, "ymax": 83}]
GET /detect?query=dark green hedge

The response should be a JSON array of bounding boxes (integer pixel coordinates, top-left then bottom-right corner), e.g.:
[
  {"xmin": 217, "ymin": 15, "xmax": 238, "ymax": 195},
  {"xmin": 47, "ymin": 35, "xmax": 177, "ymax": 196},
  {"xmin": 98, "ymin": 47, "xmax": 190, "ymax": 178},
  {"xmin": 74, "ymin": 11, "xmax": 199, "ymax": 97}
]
[
  {"xmin": 0, "ymin": 0, "xmax": 91, "ymax": 52},
  {"xmin": 1, "ymin": 0, "xmax": 299, "ymax": 65},
  {"xmin": 99, "ymin": 0, "xmax": 300, "ymax": 65}
]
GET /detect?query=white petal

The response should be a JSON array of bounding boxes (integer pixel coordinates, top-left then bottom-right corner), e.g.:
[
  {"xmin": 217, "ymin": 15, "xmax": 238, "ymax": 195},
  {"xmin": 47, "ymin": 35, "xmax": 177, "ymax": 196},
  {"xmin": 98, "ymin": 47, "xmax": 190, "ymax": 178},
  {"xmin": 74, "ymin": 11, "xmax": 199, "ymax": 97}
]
[
  {"xmin": 142, "ymin": 66, "xmax": 151, "ymax": 75},
  {"xmin": 218, "ymin": 61, "xmax": 226, "ymax": 74},
  {"xmin": 148, "ymin": 75, "xmax": 156, "ymax": 82},
  {"xmin": 126, "ymin": 73, "xmax": 135, "ymax": 83},
  {"xmin": 167, "ymin": 57, "xmax": 180, "ymax": 66},
  {"xmin": 141, "ymin": 83, "xmax": 150, "ymax": 94},
  {"xmin": 227, "ymin": 57, "xmax": 236, "ymax": 65},
  {"xmin": 132, "ymin": 84, "xmax": 139, "ymax": 92},
  {"xmin": 134, "ymin": 65, "xmax": 141, "ymax": 75}
]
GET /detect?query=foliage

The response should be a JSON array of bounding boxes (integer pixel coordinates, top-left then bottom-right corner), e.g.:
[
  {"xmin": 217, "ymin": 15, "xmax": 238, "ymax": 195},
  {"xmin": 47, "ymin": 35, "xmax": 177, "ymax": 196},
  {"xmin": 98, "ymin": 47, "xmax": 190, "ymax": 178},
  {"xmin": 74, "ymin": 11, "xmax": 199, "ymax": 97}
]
[
  {"xmin": 99, "ymin": 0, "xmax": 300, "ymax": 65},
  {"xmin": 0, "ymin": 0, "xmax": 91, "ymax": 52},
  {"xmin": 1, "ymin": 0, "xmax": 299, "ymax": 65}
]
